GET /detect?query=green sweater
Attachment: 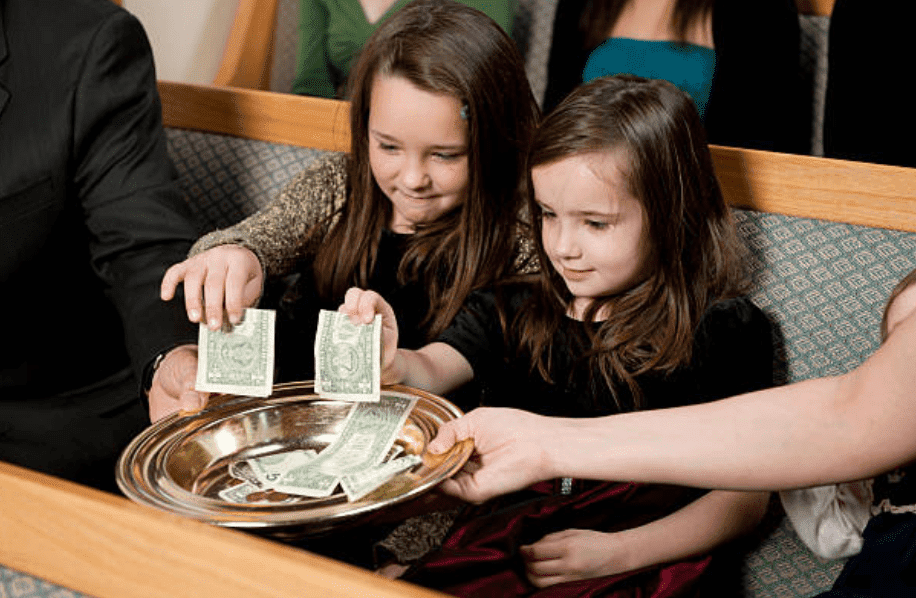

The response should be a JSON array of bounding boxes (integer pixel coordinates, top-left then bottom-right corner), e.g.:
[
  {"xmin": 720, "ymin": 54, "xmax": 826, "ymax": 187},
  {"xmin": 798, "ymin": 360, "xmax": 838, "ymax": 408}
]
[{"xmin": 292, "ymin": 0, "xmax": 515, "ymax": 98}]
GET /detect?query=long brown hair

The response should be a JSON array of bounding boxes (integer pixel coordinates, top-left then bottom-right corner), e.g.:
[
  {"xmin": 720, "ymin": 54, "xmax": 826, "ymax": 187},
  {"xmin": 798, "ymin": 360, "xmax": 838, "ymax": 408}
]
[
  {"xmin": 518, "ymin": 75, "xmax": 745, "ymax": 409},
  {"xmin": 311, "ymin": 0, "xmax": 539, "ymax": 340},
  {"xmin": 580, "ymin": 0, "xmax": 715, "ymax": 49}
]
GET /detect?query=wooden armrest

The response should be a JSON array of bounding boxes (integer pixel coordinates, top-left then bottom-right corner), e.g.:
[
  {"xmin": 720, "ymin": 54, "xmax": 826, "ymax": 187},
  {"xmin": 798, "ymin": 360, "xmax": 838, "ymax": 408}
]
[
  {"xmin": 0, "ymin": 461, "xmax": 446, "ymax": 598},
  {"xmin": 212, "ymin": 0, "xmax": 280, "ymax": 90},
  {"xmin": 159, "ymin": 81, "xmax": 350, "ymax": 152},
  {"xmin": 796, "ymin": 0, "xmax": 834, "ymax": 16}
]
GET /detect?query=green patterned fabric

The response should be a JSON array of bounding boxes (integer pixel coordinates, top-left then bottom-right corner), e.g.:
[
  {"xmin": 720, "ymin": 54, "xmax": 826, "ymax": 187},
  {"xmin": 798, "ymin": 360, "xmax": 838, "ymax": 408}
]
[
  {"xmin": 164, "ymin": 129, "xmax": 327, "ymax": 233},
  {"xmin": 0, "ymin": 565, "xmax": 87, "ymax": 598},
  {"xmin": 735, "ymin": 209, "xmax": 916, "ymax": 385}
]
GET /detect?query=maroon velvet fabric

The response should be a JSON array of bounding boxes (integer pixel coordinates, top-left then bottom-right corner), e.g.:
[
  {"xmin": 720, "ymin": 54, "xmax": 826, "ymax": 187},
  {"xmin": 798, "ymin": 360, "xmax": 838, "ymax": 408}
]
[{"xmin": 402, "ymin": 480, "xmax": 712, "ymax": 597}]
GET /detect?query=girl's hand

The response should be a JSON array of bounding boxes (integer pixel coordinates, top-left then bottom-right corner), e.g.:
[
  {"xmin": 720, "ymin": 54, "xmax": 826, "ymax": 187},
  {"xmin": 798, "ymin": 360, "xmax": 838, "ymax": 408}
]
[
  {"xmin": 339, "ymin": 287, "xmax": 401, "ymax": 384},
  {"xmin": 520, "ymin": 529, "xmax": 633, "ymax": 587},
  {"xmin": 160, "ymin": 245, "xmax": 263, "ymax": 330}
]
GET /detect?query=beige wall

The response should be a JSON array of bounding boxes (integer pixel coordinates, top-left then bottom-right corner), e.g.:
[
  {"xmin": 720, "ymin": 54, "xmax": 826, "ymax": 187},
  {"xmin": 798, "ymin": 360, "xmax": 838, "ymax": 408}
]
[{"xmin": 123, "ymin": 0, "xmax": 237, "ymax": 84}]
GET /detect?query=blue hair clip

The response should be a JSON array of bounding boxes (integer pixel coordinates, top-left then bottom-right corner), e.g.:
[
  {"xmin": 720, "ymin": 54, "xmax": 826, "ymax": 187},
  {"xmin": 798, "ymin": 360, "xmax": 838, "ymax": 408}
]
[{"xmin": 460, "ymin": 104, "xmax": 469, "ymax": 120}]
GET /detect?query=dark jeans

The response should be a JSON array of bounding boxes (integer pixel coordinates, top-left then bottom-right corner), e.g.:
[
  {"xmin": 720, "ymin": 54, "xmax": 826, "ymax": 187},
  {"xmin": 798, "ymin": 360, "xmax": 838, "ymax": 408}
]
[{"xmin": 816, "ymin": 512, "xmax": 916, "ymax": 597}]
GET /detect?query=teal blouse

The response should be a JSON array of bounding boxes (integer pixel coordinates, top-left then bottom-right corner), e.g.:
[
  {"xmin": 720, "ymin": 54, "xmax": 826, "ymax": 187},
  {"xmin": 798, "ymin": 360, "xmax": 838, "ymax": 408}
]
[
  {"xmin": 582, "ymin": 38, "xmax": 716, "ymax": 119},
  {"xmin": 292, "ymin": 0, "xmax": 515, "ymax": 98}
]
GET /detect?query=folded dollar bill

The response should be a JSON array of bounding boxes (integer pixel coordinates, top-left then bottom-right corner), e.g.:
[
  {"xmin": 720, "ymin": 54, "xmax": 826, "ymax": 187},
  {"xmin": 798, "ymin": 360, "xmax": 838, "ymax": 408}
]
[
  {"xmin": 340, "ymin": 454, "xmax": 422, "ymax": 502},
  {"xmin": 196, "ymin": 307, "xmax": 276, "ymax": 397},
  {"xmin": 314, "ymin": 309, "xmax": 381, "ymax": 402},
  {"xmin": 217, "ymin": 396, "xmax": 418, "ymax": 502}
]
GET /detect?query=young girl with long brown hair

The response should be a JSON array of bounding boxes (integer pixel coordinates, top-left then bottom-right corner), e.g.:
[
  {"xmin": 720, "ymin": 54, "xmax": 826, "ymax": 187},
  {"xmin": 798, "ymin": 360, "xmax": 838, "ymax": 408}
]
[
  {"xmin": 343, "ymin": 75, "xmax": 775, "ymax": 596},
  {"xmin": 158, "ymin": 0, "xmax": 538, "ymax": 417}
]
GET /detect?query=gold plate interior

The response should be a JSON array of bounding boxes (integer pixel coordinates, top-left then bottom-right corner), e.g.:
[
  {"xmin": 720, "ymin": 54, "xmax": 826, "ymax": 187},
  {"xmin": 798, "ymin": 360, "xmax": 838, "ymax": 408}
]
[{"xmin": 117, "ymin": 382, "xmax": 472, "ymax": 537}]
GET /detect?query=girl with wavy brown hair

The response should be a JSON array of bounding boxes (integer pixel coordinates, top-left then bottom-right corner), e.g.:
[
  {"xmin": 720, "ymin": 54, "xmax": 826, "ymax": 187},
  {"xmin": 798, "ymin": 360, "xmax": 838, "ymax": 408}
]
[
  {"xmin": 159, "ymin": 0, "xmax": 538, "ymax": 416},
  {"xmin": 343, "ymin": 75, "xmax": 775, "ymax": 596}
]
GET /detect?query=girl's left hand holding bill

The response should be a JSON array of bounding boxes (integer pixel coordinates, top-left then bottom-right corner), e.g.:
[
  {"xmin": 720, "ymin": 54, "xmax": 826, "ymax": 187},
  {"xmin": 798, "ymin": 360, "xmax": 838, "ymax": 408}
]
[
  {"xmin": 147, "ymin": 344, "xmax": 209, "ymax": 422},
  {"xmin": 338, "ymin": 287, "xmax": 403, "ymax": 384},
  {"xmin": 521, "ymin": 528, "xmax": 635, "ymax": 587}
]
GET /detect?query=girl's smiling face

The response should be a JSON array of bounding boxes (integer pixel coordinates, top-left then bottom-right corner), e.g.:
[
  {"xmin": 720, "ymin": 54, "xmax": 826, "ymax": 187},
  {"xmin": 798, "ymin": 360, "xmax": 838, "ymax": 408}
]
[
  {"xmin": 533, "ymin": 151, "xmax": 650, "ymax": 320},
  {"xmin": 368, "ymin": 74, "xmax": 470, "ymax": 234}
]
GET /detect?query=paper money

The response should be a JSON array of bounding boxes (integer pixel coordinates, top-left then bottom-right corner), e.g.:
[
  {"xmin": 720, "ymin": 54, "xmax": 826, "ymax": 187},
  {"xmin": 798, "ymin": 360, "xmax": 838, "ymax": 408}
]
[
  {"xmin": 314, "ymin": 309, "xmax": 381, "ymax": 402},
  {"xmin": 340, "ymin": 454, "xmax": 422, "ymax": 502},
  {"xmin": 318, "ymin": 395, "xmax": 416, "ymax": 475},
  {"xmin": 217, "ymin": 480, "xmax": 298, "ymax": 505},
  {"xmin": 228, "ymin": 460, "xmax": 265, "ymax": 488},
  {"xmin": 266, "ymin": 395, "xmax": 417, "ymax": 499},
  {"xmin": 196, "ymin": 307, "xmax": 276, "ymax": 397},
  {"xmin": 243, "ymin": 449, "xmax": 318, "ymax": 486},
  {"xmin": 218, "ymin": 481, "xmax": 262, "ymax": 503}
]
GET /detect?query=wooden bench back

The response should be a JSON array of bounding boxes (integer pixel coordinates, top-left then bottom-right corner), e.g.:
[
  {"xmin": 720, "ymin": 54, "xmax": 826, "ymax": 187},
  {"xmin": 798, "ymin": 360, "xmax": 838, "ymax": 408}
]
[{"xmin": 159, "ymin": 81, "xmax": 916, "ymax": 234}]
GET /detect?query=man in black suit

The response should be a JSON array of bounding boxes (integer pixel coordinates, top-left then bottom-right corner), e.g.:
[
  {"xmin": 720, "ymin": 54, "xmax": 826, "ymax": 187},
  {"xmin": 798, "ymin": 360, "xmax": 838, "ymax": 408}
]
[{"xmin": 0, "ymin": 0, "xmax": 202, "ymax": 492}]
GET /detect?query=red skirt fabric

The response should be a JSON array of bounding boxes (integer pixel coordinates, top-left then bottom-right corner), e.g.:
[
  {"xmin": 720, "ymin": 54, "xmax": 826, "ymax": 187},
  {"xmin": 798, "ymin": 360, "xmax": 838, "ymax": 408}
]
[{"xmin": 401, "ymin": 480, "xmax": 712, "ymax": 598}]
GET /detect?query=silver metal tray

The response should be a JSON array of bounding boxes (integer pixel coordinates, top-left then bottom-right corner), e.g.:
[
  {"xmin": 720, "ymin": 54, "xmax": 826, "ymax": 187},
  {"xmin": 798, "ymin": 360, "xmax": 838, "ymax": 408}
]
[{"xmin": 116, "ymin": 381, "xmax": 472, "ymax": 537}]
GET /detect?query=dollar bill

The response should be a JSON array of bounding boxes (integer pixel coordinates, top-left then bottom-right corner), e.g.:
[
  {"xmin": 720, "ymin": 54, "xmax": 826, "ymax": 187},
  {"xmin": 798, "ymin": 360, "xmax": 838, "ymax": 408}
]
[
  {"xmin": 318, "ymin": 395, "xmax": 416, "ymax": 475},
  {"xmin": 242, "ymin": 449, "xmax": 318, "ymax": 486},
  {"xmin": 383, "ymin": 443, "xmax": 404, "ymax": 463},
  {"xmin": 314, "ymin": 309, "xmax": 381, "ymax": 402},
  {"xmin": 217, "ymin": 480, "xmax": 298, "ymax": 505},
  {"xmin": 196, "ymin": 307, "xmax": 276, "ymax": 397},
  {"xmin": 340, "ymin": 454, "xmax": 422, "ymax": 502},
  {"xmin": 269, "ymin": 395, "xmax": 417, "ymax": 499},
  {"xmin": 217, "ymin": 481, "xmax": 261, "ymax": 504},
  {"xmin": 228, "ymin": 460, "xmax": 264, "ymax": 488}
]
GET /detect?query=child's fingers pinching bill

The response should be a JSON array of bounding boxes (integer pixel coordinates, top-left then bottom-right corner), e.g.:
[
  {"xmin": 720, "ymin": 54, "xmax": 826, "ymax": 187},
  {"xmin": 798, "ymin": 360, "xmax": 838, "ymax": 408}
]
[
  {"xmin": 223, "ymin": 265, "xmax": 252, "ymax": 325},
  {"xmin": 202, "ymin": 264, "xmax": 230, "ymax": 329},
  {"xmin": 340, "ymin": 287, "xmax": 391, "ymax": 325}
]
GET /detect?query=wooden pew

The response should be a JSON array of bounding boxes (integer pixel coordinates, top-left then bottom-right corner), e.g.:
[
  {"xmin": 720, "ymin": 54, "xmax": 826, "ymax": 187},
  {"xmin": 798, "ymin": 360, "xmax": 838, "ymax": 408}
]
[
  {"xmin": 158, "ymin": 81, "xmax": 916, "ymax": 233},
  {"xmin": 0, "ymin": 462, "xmax": 446, "ymax": 598}
]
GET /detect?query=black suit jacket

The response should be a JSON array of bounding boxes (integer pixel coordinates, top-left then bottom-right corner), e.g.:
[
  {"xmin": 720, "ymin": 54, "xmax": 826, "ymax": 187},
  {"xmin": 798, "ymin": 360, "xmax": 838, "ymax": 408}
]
[{"xmin": 0, "ymin": 0, "xmax": 198, "ymax": 401}]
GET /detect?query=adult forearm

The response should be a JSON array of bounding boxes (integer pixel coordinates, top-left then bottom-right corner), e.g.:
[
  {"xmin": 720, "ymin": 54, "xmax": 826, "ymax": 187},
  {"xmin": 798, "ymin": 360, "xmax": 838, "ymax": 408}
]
[{"xmin": 548, "ymin": 348, "xmax": 915, "ymax": 491}]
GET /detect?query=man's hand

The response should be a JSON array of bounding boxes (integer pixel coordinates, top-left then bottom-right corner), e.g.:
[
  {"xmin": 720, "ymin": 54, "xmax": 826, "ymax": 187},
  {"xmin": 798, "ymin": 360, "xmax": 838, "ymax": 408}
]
[
  {"xmin": 147, "ymin": 344, "xmax": 209, "ymax": 422},
  {"xmin": 428, "ymin": 407, "xmax": 559, "ymax": 503}
]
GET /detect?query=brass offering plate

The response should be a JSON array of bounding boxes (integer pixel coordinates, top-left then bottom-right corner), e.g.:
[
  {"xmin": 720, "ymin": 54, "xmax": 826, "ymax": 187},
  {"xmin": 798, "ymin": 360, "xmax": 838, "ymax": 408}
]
[{"xmin": 116, "ymin": 382, "xmax": 472, "ymax": 537}]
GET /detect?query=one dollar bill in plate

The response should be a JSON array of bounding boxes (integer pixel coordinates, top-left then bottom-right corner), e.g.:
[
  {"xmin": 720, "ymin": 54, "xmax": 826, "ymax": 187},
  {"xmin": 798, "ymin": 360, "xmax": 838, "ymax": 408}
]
[
  {"xmin": 314, "ymin": 309, "xmax": 381, "ymax": 402},
  {"xmin": 196, "ymin": 307, "xmax": 275, "ymax": 397}
]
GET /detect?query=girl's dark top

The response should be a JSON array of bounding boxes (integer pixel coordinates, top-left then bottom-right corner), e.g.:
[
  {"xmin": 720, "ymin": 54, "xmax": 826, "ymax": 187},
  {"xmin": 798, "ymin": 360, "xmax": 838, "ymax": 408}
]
[
  {"xmin": 437, "ymin": 284, "xmax": 775, "ymax": 416},
  {"xmin": 401, "ymin": 284, "xmax": 775, "ymax": 597},
  {"xmin": 275, "ymin": 229, "xmax": 430, "ymax": 381},
  {"xmin": 543, "ymin": 0, "xmax": 807, "ymax": 154}
]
